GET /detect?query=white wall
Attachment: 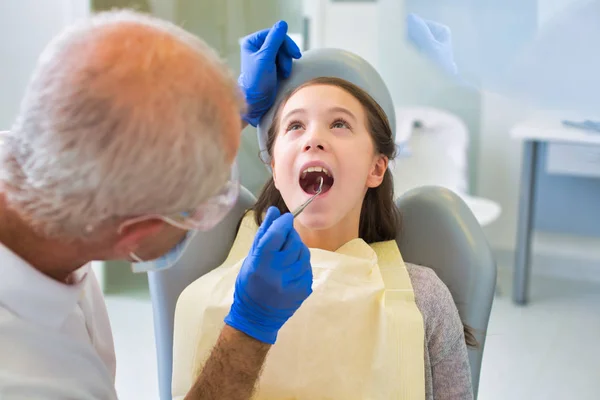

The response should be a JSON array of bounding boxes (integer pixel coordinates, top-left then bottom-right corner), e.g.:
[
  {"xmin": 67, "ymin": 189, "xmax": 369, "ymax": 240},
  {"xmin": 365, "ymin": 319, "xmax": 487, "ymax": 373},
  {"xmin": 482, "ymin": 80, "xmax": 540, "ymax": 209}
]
[
  {"xmin": 537, "ymin": 0, "xmax": 578, "ymax": 26},
  {"xmin": 317, "ymin": 1, "xmax": 380, "ymax": 68},
  {"xmin": 0, "ymin": 0, "xmax": 90, "ymax": 130},
  {"xmin": 476, "ymin": 93, "xmax": 534, "ymax": 251}
]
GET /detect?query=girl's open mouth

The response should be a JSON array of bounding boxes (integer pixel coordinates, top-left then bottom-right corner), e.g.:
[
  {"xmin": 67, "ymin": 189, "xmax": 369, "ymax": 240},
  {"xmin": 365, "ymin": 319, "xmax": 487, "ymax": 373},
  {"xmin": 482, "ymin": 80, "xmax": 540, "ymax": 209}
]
[{"xmin": 299, "ymin": 166, "xmax": 334, "ymax": 195}]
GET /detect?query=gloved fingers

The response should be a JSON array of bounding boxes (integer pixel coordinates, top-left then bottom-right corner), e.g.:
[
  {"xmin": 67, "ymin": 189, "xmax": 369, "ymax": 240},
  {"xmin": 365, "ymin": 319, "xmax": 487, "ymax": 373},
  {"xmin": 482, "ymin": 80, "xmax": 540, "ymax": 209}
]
[
  {"xmin": 406, "ymin": 13, "xmax": 435, "ymax": 46},
  {"xmin": 424, "ymin": 19, "xmax": 451, "ymax": 43},
  {"xmin": 252, "ymin": 206, "xmax": 281, "ymax": 248},
  {"xmin": 298, "ymin": 242, "xmax": 311, "ymax": 264},
  {"xmin": 285, "ymin": 268, "xmax": 313, "ymax": 294},
  {"xmin": 283, "ymin": 244, "xmax": 312, "ymax": 281},
  {"xmin": 260, "ymin": 20, "xmax": 289, "ymax": 60},
  {"xmin": 276, "ymin": 34, "xmax": 301, "ymax": 78},
  {"xmin": 406, "ymin": 13, "xmax": 457, "ymax": 76},
  {"xmin": 278, "ymin": 228, "xmax": 304, "ymax": 265},
  {"xmin": 276, "ymin": 50, "xmax": 293, "ymax": 79},
  {"xmin": 255, "ymin": 212, "xmax": 294, "ymax": 253},
  {"xmin": 240, "ymin": 28, "xmax": 270, "ymax": 52},
  {"xmin": 282, "ymin": 35, "xmax": 302, "ymax": 59},
  {"xmin": 241, "ymin": 23, "xmax": 300, "ymax": 59}
]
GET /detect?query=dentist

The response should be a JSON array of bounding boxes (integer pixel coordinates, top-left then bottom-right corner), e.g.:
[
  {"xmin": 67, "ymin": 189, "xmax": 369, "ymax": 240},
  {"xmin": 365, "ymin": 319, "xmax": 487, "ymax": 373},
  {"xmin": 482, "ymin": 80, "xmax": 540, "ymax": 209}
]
[{"xmin": 0, "ymin": 10, "xmax": 309, "ymax": 400}]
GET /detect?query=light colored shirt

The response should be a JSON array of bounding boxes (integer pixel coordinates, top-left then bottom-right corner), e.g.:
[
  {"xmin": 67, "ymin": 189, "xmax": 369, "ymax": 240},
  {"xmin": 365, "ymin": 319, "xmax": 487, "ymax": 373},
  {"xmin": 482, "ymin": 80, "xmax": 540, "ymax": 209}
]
[{"xmin": 0, "ymin": 242, "xmax": 118, "ymax": 399}]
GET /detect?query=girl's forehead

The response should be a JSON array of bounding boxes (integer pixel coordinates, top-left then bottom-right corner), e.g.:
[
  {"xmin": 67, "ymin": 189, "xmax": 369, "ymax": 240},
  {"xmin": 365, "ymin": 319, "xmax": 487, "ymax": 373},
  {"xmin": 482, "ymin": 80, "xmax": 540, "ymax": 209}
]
[
  {"xmin": 282, "ymin": 84, "xmax": 363, "ymax": 115},
  {"xmin": 290, "ymin": 84, "xmax": 352, "ymax": 101}
]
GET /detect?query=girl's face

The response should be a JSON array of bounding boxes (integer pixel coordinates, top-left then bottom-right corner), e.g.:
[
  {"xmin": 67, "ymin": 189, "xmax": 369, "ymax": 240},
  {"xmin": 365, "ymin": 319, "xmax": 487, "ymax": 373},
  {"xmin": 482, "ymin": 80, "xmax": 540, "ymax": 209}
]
[{"xmin": 271, "ymin": 84, "xmax": 387, "ymax": 232}]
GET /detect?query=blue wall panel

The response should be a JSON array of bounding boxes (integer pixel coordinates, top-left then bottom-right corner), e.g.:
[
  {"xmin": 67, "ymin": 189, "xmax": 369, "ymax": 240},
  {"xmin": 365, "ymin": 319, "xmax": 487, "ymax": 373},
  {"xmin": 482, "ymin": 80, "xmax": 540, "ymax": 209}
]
[{"xmin": 534, "ymin": 143, "xmax": 600, "ymax": 237}]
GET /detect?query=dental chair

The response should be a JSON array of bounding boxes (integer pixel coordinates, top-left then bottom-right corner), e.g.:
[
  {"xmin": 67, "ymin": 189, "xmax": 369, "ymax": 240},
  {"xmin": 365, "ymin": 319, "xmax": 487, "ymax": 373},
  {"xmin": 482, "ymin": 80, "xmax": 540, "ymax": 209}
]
[{"xmin": 147, "ymin": 49, "xmax": 497, "ymax": 400}]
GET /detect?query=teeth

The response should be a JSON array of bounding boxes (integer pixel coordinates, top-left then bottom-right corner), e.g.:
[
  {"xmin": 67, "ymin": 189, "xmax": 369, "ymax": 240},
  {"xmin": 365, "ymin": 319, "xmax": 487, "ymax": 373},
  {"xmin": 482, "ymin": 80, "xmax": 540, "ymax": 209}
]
[{"xmin": 301, "ymin": 166, "xmax": 331, "ymax": 176}]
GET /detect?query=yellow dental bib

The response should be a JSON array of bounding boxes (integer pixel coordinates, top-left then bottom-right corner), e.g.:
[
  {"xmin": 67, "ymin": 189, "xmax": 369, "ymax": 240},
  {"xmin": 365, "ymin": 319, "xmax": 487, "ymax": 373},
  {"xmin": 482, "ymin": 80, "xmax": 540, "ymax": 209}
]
[{"xmin": 172, "ymin": 212, "xmax": 425, "ymax": 400}]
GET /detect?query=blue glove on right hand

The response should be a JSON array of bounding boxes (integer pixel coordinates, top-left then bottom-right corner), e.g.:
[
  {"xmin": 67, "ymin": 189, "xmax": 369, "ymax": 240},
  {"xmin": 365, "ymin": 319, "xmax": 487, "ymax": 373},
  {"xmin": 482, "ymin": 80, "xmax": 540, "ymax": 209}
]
[
  {"xmin": 407, "ymin": 13, "xmax": 458, "ymax": 76},
  {"xmin": 224, "ymin": 207, "xmax": 313, "ymax": 344},
  {"xmin": 239, "ymin": 21, "xmax": 302, "ymax": 127}
]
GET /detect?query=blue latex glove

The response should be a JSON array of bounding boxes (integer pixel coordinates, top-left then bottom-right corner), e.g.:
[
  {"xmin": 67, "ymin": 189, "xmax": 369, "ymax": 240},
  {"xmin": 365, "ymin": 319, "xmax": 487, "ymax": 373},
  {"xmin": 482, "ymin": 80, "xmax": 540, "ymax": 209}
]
[
  {"xmin": 224, "ymin": 207, "xmax": 313, "ymax": 344},
  {"xmin": 407, "ymin": 13, "xmax": 458, "ymax": 76},
  {"xmin": 239, "ymin": 21, "xmax": 302, "ymax": 127}
]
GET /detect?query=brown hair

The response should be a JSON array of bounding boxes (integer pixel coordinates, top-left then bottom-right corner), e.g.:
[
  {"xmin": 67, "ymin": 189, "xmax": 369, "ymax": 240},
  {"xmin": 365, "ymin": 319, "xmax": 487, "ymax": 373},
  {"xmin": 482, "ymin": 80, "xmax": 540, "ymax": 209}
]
[
  {"xmin": 251, "ymin": 77, "xmax": 478, "ymax": 348},
  {"xmin": 253, "ymin": 77, "xmax": 398, "ymax": 243}
]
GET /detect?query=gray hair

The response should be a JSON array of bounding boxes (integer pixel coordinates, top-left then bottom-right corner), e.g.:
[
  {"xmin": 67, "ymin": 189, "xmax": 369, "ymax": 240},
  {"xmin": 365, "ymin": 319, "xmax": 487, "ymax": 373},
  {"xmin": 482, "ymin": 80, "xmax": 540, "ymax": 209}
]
[{"xmin": 0, "ymin": 10, "xmax": 245, "ymax": 240}]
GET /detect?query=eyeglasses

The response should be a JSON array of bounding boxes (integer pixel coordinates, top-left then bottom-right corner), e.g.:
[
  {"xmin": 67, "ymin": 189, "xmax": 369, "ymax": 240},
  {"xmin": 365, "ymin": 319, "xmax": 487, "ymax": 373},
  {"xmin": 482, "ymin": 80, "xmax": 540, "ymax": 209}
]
[{"xmin": 119, "ymin": 161, "xmax": 240, "ymax": 233}]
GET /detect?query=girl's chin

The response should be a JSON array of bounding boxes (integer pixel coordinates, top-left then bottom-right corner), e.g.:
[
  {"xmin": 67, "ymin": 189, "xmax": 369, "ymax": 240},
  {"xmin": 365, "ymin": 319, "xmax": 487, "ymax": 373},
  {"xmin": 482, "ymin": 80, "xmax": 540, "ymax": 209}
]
[{"xmin": 294, "ymin": 212, "xmax": 335, "ymax": 230}]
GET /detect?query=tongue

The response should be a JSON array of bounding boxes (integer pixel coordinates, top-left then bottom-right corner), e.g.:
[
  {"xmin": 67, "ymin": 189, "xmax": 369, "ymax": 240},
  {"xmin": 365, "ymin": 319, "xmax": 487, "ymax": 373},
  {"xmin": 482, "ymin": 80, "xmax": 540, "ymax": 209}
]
[
  {"xmin": 311, "ymin": 177, "xmax": 323, "ymax": 193},
  {"xmin": 300, "ymin": 171, "xmax": 333, "ymax": 195}
]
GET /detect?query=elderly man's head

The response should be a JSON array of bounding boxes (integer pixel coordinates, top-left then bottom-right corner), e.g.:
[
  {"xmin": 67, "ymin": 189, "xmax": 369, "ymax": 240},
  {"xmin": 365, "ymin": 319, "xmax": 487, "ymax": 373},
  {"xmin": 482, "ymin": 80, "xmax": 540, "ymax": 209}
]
[{"xmin": 0, "ymin": 10, "xmax": 244, "ymax": 261}]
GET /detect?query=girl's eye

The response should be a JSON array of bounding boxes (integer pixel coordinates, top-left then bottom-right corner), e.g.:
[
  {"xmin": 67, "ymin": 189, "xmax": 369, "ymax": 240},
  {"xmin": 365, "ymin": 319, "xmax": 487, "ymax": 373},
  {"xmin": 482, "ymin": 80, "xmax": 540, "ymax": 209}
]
[
  {"xmin": 286, "ymin": 120, "xmax": 304, "ymax": 132},
  {"xmin": 331, "ymin": 118, "xmax": 351, "ymax": 130}
]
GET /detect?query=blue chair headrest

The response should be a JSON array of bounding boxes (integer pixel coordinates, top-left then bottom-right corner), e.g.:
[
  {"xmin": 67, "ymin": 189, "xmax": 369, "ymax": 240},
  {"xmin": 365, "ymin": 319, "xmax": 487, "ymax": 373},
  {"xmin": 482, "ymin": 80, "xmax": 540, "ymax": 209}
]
[{"xmin": 256, "ymin": 48, "xmax": 396, "ymax": 167}]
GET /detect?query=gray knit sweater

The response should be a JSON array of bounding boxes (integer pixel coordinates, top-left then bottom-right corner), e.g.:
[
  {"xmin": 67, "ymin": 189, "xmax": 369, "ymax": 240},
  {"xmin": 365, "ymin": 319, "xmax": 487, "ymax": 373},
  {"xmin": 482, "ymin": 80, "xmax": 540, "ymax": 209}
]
[{"xmin": 406, "ymin": 262, "xmax": 474, "ymax": 400}]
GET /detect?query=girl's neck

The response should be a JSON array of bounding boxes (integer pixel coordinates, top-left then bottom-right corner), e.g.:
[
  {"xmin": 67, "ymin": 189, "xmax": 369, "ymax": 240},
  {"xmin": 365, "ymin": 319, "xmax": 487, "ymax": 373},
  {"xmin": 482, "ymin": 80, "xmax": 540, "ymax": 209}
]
[{"xmin": 293, "ymin": 208, "xmax": 361, "ymax": 252}]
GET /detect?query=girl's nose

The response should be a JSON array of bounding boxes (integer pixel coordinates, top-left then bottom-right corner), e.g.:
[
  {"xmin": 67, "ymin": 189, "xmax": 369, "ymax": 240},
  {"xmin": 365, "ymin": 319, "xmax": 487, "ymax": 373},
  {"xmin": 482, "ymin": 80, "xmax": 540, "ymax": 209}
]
[
  {"xmin": 303, "ymin": 128, "xmax": 327, "ymax": 153},
  {"xmin": 304, "ymin": 143, "xmax": 325, "ymax": 152}
]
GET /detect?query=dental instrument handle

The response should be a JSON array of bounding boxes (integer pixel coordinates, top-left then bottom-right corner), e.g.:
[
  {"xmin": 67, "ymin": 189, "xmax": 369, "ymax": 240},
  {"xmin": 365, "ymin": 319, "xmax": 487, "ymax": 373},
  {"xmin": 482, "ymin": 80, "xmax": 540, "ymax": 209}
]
[{"xmin": 292, "ymin": 177, "xmax": 323, "ymax": 218}]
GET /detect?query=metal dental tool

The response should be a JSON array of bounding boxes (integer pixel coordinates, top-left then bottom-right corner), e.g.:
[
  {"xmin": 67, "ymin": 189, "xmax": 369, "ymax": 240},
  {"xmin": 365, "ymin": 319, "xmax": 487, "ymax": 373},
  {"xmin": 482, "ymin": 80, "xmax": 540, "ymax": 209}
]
[{"xmin": 292, "ymin": 176, "xmax": 324, "ymax": 218}]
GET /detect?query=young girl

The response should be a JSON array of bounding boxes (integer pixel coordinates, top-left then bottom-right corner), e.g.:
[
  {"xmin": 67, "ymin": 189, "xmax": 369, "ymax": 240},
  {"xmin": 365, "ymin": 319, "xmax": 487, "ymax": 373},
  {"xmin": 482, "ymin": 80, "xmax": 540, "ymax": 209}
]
[{"xmin": 172, "ymin": 77, "xmax": 475, "ymax": 400}]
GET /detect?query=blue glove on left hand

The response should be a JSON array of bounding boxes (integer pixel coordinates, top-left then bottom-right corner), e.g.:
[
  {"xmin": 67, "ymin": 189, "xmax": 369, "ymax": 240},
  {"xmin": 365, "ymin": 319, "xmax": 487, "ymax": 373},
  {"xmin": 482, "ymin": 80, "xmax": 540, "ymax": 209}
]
[
  {"xmin": 407, "ymin": 13, "xmax": 457, "ymax": 76},
  {"xmin": 239, "ymin": 21, "xmax": 302, "ymax": 127}
]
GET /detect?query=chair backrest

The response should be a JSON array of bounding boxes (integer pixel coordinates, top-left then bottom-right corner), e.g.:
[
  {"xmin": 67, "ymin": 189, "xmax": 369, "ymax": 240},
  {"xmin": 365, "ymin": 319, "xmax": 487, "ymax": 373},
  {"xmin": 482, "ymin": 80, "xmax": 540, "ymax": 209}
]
[
  {"xmin": 395, "ymin": 186, "xmax": 496, "ymax": 399},
  {"xmin": 148, "ymin": 185, "xmax": 496, "ymax": 400},
  {"xmin": 147, "ymin": 186, "xmax": 257, "ymax": 400}
]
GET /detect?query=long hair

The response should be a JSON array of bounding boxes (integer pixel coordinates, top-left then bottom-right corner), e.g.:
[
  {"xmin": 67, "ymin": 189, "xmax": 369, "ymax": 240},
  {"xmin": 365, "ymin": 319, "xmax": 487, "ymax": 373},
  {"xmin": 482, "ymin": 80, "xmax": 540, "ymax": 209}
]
[
  {"xmin": 252, "ymin": 77, "xmax": 398, "ymax": 243},
  {"xmin": 250, "ymin": 77, "xmax": 478, "ymax": 348}
]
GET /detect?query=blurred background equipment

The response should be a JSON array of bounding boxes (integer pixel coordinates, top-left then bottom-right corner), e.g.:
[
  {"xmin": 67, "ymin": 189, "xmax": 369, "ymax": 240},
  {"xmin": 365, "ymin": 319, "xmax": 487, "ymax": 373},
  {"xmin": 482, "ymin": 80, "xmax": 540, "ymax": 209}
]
[{"xmin": 392, "ymin": 106, "xmax": 501, "ymax": 227}]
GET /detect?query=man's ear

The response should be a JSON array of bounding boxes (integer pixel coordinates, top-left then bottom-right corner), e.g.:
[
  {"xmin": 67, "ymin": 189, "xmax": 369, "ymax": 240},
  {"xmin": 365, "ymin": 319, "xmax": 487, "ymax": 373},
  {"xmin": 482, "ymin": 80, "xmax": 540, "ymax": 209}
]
[
  {"xmin": 367, "ymin": 155, "xmax": 388, "ymax": 188},
  {"xmin": 114, "ymin": 219, "xmax": 165, "ymax": 257}
]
